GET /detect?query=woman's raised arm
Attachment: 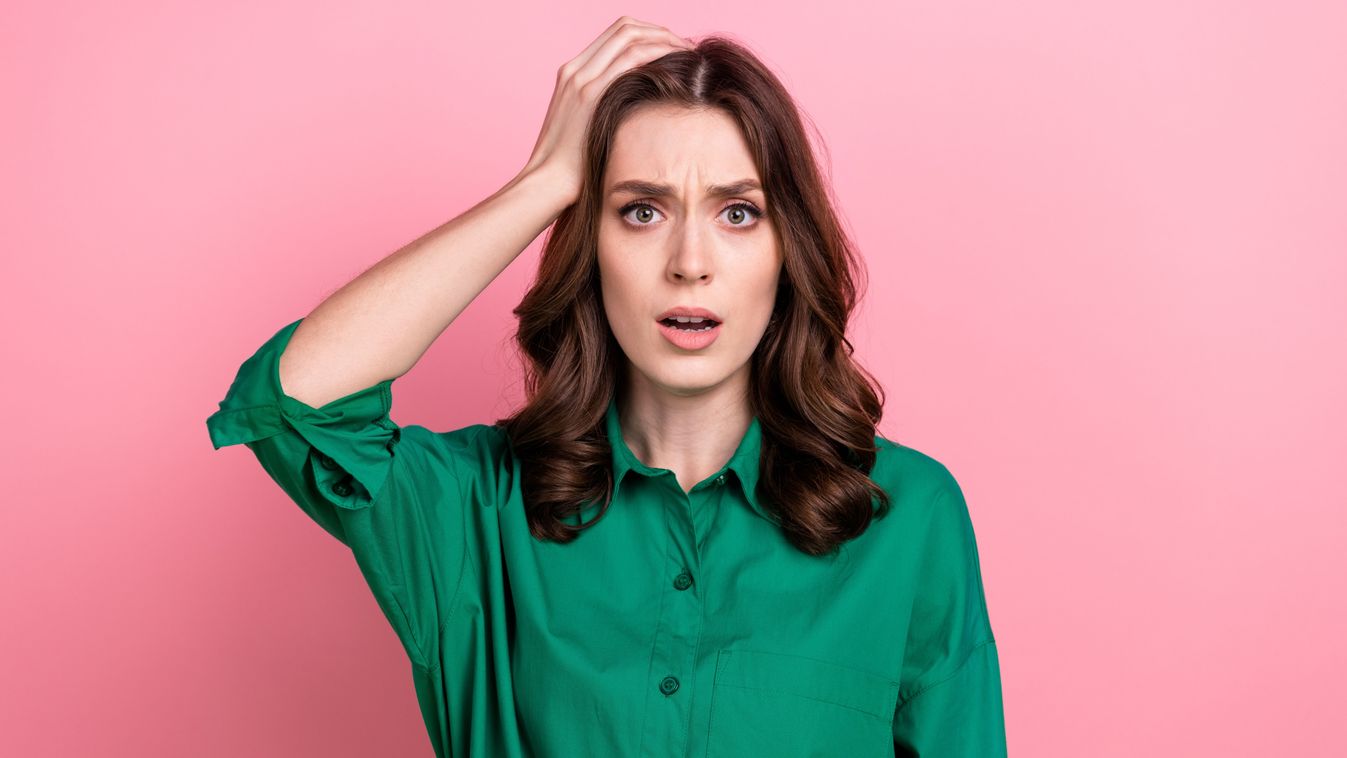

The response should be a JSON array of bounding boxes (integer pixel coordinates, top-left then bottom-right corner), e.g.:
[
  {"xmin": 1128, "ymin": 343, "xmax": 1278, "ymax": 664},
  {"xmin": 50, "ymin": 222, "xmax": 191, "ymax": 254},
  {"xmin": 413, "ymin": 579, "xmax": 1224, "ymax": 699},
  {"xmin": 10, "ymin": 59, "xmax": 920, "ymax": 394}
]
[
  {"xmin": 281, "ymin": 16, "xmax": 694, "ymax": 409},
  {"xmin": 279, "ymin": 165, "xmax": 571, "ymax": 408}
]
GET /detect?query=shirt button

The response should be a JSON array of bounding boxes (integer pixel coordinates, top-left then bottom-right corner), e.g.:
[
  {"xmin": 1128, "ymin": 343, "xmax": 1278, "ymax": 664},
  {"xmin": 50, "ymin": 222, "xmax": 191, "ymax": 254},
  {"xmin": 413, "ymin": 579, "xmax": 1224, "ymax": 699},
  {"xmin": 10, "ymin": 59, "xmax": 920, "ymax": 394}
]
[
  {"xmin": 673, "ymin": 571, "xmax": 693, "ymax": 591},
  {"xmin": 331, "ymin": 480, "xmax": 353, "ymax": 497},
  {"xmin": 319, "ymin": 454, "xmax": 339, "ymax": 471},
  {"xmin": 659, "ymin": 675, "xmax": 680, "ymax": 695},
  {"xmin": 715, "ymin": 474, "xmax": 726, "ymax": 486}
]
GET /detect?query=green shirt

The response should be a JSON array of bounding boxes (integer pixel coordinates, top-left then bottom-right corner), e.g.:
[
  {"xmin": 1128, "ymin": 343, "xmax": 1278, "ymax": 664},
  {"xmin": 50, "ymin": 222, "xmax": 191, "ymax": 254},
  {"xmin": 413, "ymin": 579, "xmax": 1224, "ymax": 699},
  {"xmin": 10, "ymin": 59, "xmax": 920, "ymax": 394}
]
[{"xmin": 207, "ymin": 317, "xmax": 1006, "ymax": 757}]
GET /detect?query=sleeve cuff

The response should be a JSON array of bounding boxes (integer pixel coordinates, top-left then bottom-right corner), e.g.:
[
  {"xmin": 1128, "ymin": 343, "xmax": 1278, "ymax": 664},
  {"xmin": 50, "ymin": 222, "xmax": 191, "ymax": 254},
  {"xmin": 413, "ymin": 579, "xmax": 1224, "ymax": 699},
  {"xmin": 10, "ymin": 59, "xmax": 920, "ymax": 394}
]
[{"xmin": 205, "ymin": 317, "xmax": 401, "ymax": 509}]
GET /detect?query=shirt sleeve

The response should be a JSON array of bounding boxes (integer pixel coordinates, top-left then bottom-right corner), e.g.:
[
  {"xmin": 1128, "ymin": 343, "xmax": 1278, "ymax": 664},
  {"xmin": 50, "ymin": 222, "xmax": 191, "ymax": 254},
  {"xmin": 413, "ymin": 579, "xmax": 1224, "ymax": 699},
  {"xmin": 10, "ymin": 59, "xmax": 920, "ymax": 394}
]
[
  {"xmin": 892, "ymin": 473, "xmax": 1007, "ymax": 757},
  {"xmin": 205, "ymin": 317, "xmax": 465, "ymax": 672}
]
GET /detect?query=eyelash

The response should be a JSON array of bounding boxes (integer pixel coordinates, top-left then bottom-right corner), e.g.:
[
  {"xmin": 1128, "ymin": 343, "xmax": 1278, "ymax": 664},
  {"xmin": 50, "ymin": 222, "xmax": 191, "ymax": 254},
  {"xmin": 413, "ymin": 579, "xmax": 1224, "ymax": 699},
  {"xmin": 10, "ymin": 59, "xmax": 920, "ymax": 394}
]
[{"xmin": 617, "ymin": 199, "xmax": 764, "ymax": 229}]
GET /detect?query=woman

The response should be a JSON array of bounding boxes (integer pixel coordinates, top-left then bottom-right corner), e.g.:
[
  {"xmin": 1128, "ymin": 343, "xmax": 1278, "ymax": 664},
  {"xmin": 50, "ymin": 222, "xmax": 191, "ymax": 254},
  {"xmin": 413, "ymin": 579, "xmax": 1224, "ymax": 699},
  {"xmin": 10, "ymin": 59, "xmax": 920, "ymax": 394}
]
[{"xmin": 206, "ymin": 17, "xmax": 1006, "ymax": 757}]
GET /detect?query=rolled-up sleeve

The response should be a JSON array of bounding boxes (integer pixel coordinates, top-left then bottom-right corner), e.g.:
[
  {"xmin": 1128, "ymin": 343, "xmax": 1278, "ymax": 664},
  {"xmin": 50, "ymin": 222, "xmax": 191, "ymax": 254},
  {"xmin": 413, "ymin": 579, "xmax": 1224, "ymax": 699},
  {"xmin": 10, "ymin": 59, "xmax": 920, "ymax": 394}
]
[
  {"xmin": 892, "ymin": 473, "xmax": 1007, "ymax": 757},
  {"xmin": 206, "ymin": 318, "xmax": 406, "ymax": 535},
  {"xmin": 205, "ymin": 317, "xmax": 465, "ymax": 673}
]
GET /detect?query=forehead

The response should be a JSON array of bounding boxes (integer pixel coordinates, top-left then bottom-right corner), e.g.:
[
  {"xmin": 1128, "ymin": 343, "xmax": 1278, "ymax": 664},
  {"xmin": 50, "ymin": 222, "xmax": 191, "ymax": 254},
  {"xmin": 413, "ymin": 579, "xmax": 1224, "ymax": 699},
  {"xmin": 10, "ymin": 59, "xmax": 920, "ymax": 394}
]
[{"xmin": 604, "ymin": 105, "xmax": 762, "ymax": 191}]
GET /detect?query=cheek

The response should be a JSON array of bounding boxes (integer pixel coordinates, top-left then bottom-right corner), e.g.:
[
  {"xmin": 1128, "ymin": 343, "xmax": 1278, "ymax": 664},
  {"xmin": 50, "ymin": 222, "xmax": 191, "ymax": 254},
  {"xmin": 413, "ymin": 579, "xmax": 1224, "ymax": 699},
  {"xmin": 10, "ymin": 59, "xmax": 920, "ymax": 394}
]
[
  {"xmin": 598, "ymin": 269, "xmax": 650, "ymax": 340},
  {"xmin": 745, "ymin": 257, "xmax": 782, "ymax": 308},
  {"xmin": 599, "ymin": 249, "xmax": 662, "ymax": 309}
]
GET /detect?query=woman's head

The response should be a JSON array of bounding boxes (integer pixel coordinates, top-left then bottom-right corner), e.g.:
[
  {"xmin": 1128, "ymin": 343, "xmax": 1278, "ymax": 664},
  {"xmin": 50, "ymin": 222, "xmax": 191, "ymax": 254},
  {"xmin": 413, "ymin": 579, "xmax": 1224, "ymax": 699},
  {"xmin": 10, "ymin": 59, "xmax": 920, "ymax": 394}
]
[
  {"xmin": 597, "ymin": 103, "xmax": 782, "ymax": 398},
  {"xmin": 503, "ymin": 36, "xmax": 890, "ymax": 556}
]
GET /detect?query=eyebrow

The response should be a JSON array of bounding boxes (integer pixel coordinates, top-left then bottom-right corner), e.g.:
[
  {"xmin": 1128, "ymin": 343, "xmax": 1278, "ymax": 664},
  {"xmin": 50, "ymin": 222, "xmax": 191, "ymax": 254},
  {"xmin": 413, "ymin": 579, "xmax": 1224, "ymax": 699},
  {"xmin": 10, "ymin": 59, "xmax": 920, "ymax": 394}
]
[{"xmin": 608, "ymin": 178, "xmax": 764, "ymax": 200}]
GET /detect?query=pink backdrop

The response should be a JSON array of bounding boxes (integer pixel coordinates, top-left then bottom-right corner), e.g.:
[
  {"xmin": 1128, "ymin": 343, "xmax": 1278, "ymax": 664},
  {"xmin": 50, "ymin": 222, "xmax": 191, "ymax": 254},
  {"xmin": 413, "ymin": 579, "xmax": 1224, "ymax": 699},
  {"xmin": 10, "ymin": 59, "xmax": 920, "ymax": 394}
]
[{"xmin": 6, "ymin": 1, "xmax": 1344, "ymax": 756}]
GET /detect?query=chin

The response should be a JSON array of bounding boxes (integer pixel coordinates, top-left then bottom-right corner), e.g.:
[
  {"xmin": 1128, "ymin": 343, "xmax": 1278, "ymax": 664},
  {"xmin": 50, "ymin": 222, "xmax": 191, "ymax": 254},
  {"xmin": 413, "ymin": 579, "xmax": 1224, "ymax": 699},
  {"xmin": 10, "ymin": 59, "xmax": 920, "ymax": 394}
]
[{"xmin": 661, "ymin": 367, "xmax": 738, "ymax": 393}]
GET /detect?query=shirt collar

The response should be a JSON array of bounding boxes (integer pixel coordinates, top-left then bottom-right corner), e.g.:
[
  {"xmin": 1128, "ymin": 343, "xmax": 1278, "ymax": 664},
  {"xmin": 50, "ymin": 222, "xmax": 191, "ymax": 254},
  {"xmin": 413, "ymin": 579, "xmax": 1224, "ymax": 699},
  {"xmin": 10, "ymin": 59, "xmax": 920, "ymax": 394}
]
[{"xmin": 605, "ymin": 393, "xmax": 771, "ymax": 522}]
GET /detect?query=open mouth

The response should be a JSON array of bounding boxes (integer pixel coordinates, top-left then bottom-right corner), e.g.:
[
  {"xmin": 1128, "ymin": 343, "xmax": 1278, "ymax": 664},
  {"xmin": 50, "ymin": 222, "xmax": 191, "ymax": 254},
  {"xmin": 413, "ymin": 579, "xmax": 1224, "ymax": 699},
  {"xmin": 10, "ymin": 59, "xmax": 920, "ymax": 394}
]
[
  {"xmin": 656, "ymin": 316, "xmax": 722, "ymax": 350},
  {"xmin": 657, "ymin": 317, "xmax": 720, "ymax": 332}
]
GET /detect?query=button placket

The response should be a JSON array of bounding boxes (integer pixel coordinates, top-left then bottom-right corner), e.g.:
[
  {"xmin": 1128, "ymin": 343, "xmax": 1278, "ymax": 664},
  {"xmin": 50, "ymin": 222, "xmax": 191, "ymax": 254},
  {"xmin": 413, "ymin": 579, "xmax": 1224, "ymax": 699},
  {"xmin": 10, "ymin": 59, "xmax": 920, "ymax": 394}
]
[{"xmin": 635, "ymin": 476, "xmax": 704, "ymax": 750}]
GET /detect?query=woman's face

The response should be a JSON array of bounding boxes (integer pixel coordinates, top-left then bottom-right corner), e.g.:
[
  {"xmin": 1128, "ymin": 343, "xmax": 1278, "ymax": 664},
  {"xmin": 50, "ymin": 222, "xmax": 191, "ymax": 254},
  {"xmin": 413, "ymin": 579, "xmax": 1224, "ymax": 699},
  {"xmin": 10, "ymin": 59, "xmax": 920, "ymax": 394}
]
[{"xmin": 597, "ymin": 105, "xmax": 783, "ymax": 398}]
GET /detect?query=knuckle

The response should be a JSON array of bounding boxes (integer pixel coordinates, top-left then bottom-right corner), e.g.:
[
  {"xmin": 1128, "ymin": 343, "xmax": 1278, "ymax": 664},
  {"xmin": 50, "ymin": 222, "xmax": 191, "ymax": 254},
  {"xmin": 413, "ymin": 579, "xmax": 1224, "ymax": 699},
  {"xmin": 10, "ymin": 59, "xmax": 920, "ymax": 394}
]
[{"xmin": 622, "ymin": 41, "xmax": 656, "ymax": 60}]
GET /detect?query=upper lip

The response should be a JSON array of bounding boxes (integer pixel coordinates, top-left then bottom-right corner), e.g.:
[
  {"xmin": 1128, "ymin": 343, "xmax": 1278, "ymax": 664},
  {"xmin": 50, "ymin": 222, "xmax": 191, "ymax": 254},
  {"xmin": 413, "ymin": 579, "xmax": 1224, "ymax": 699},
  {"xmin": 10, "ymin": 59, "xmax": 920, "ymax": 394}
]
[{"xmin": 656, "ymin": 306, "xmax": 722, "ymax": 322}]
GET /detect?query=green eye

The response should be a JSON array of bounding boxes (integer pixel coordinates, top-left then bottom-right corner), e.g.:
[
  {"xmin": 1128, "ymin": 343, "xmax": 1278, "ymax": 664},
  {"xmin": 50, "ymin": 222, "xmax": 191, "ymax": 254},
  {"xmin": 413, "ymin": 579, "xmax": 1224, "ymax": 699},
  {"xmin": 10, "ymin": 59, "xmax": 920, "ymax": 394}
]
[{"xmin": 722, "ymin": 203, "xmax": 762, "ymax": 226}]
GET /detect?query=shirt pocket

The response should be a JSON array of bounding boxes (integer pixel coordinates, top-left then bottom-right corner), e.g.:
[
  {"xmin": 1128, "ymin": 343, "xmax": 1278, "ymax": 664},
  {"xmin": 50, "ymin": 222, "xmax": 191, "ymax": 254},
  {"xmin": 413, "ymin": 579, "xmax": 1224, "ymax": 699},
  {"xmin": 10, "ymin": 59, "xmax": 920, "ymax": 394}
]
[{"xmin": 704, "ymin": 648, "xmax": 900, "ymax": 758}]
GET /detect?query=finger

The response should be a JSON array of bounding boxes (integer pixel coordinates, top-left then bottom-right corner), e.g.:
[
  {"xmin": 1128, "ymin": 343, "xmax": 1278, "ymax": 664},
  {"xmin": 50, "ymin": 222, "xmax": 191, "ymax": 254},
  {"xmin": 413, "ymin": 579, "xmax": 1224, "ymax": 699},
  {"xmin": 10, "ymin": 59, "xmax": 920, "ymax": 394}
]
[
  {"xmin": 574, "ymin": 26, "xmax": 688, "ymax": 90},
  {"xmin": 568, "ymin": 17, "xmax": 667, "ymax": 74},
  {"xmin": 590, "ymin": 40, "xmax": 686, "ymax": 94}
]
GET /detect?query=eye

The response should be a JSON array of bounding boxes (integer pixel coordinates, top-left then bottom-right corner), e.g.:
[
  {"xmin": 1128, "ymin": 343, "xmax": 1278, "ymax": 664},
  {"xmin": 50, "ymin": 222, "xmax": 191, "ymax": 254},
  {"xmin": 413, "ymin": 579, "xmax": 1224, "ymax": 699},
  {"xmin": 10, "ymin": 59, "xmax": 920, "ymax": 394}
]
[
  {"xmin": 617, "ymin": 200, "xmax": 765, "ymax": 230},
  {"xmin": 620, "ymin": 202, "xmax": 665, "ymax": 226},
  {"xmin": 719, "ymin": 202, "xmax": 763, "ymax": 228}
]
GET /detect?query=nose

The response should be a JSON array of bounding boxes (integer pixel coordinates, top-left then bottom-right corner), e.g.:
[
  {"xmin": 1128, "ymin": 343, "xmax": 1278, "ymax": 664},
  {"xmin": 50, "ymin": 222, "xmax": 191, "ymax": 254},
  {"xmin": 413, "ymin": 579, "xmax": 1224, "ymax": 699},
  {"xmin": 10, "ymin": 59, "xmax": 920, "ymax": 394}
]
[{"xmin": 668, "ymin": 227, "xmax": 712, "ymax": 282}]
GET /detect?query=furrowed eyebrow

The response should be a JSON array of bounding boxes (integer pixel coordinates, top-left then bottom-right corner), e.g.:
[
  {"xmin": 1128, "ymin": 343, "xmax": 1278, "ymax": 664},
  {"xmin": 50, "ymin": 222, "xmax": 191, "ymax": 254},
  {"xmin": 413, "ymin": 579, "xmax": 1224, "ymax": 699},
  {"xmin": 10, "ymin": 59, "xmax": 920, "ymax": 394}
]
[{"xmin": 608, "ymin": 179, "xmax": 764, "ymax": 200}]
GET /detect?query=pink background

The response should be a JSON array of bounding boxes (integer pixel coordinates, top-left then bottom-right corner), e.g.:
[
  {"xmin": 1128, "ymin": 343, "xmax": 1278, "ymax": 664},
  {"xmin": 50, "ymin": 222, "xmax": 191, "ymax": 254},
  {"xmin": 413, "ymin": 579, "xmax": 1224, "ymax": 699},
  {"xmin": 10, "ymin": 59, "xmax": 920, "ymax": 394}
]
[{"xmin": 5, "ymin": 1, "xmax": 1345, "ymax": 755}]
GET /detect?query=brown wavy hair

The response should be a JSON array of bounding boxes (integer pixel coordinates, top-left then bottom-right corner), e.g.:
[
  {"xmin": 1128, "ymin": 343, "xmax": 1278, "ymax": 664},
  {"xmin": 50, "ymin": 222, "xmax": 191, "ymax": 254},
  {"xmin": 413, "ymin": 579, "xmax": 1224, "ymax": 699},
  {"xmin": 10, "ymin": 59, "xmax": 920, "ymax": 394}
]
[{"xmin": 496, "ymin": 34, "xmax": 891, "ymax": 557}]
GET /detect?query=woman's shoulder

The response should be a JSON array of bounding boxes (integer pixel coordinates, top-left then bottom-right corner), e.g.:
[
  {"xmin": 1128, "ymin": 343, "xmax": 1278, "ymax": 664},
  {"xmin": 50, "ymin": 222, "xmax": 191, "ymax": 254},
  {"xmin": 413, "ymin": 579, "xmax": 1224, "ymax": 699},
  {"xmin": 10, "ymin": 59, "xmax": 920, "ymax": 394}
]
[
  {"xmin": 422, "ymin": 421, "xmax": 509, "ymax": 450},
  {"xmin": 871, "ymin": 434, "xmax": 965, "ymax": 508},
  {"xmin": 869, "ymin": 436, "xmax": 983, "ymax": 558},
  {"xmin": 394, "ymin": 422, "xmax": 514, "ymax": 480}
]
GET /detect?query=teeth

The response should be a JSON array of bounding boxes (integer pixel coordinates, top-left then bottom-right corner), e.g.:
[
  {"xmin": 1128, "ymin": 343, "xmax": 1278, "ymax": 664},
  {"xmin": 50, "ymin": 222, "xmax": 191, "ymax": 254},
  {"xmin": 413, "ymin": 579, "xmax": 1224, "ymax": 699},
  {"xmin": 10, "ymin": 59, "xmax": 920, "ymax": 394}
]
[{"xmin": 671, "ymin": 316, "xmax": 708, "ymax": 323}]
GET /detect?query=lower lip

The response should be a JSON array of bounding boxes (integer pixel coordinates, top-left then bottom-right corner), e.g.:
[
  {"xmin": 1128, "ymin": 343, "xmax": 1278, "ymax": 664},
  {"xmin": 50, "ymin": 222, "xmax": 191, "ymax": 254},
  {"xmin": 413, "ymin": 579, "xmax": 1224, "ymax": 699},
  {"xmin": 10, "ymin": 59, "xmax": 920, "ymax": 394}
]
[{"xmin": 657, "ymin": 319, "xmax": 721, "ymax": 350}]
